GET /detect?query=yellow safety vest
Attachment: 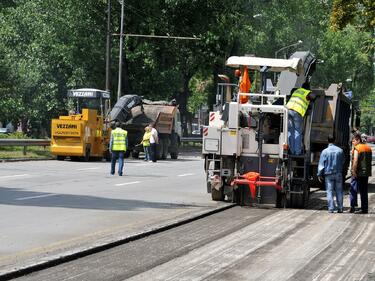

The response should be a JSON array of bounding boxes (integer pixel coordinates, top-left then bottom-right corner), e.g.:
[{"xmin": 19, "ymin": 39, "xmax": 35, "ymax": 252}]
[
  {"xmin": 111, "ymin": 128, "xmax": 127, "ymax": 151},
  {"xmin": 286, "ymin": 88, "xmax": 311, "ymax": 117},
  {"xmin": 142, "ymin": 131, "xmax": 151, "ymax": 147}
]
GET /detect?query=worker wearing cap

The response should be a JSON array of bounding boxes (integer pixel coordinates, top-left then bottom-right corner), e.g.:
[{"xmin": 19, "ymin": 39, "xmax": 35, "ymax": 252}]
[
  {"xmin": 350, "ymin": 133, "xmax": 372, "ymax": 213},
  {"xmin": 109, "ymin": 121, "xmax": 128, "ymax": 176},
  {"xmin": 286, "ymin": 82, "xmax": 312, "ymax": 155}
]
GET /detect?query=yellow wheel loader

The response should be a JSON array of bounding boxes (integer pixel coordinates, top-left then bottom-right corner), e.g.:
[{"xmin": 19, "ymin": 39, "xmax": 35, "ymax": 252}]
[{"xmin": 50, "ymin": 88, "xmax": 111, "ymax": 161}]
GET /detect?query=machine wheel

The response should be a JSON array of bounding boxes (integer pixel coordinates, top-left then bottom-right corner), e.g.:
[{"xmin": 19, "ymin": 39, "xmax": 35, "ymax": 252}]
[
  {"xmin": 276, "ymin": 191, "xmax": 285, "ymax": 208},
  {"xmin": 206, "ymin": 181, "xmax": 212, "ymax": 193},
  {"xmin": 290, "ymin": 184, "xmax": 309, "ymax": 209},
  {"xmin": 211, "ymin": 186, "xmax": 224, "ymax": 201},
  {"xmin": 83, "ymin": 146, "xmax": 90, "ymax": 162},
  {"xmin": 56, "ymin": 156, "xmax": 65, "ymax": 161}
]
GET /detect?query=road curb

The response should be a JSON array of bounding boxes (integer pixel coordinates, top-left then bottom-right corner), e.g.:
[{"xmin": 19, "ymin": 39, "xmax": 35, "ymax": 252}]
[
  {"xmin": 0, "ymin": 203, "xmax": 236, "ymax": 280},
  {"xmin": 0, "ymin": 157, "xmax": 53, "ymax": 163}
]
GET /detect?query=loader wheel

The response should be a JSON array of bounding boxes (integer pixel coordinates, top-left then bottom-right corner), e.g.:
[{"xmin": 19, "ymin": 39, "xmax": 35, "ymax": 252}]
[
  {"xmin": 211, "ymin": 186, "xmax": 224, "ymax": 201},
  {"xmin": 83, "ymin": 147, "xmax": 90, "ymax": 162}
]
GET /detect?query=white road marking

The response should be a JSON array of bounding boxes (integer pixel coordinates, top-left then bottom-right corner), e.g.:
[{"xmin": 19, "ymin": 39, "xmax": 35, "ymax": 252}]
[
  {"xmin": 178, "ymin": 173, "xmax": 195, "ymax": 177},
  {"xmin": 115, "ymin": 181, "xmax": 141, "ymax": 186},
  {"xmin": 15, "ymin": 194, "xmax": 58, "ymax": 201},
  {"xmin": 76, "ymin": 167, "xmax": 100, "ymax": 171},
  {"xmin": 0, "ymin": 174, "xmax": 29, "ymax": 179}
]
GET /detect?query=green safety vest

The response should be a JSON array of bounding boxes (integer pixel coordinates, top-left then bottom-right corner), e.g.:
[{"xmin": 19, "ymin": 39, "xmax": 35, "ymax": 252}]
[
  {"xmin": 286, "ymin": 88, "xmax": 311, "ymax": 117},
  {"xmin": 111, "ymin": 128, "xmax": 127, "ymax": 151},
  {"xmin": 142, "ymin": 131, "xmax": 151, "ymax": 147}
]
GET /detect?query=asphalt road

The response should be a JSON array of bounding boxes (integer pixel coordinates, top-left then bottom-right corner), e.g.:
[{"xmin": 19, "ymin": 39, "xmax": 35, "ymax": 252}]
[
  {"xmin": 0, "ymin": 152, "xmax": 227, "ymax": 276},
  {"xmin": 1, "ymin": 145, "xmax": 375, "ymax": 280}
]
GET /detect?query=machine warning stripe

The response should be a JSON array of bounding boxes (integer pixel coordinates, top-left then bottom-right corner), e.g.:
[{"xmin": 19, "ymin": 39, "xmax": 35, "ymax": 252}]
[
  {"xmin": 209, "ymin": 113, "xmax": 215, "ymax": 121},
  {"xmin": 203, "ymin": 127, "xmax": 208, "ymax": 136}
]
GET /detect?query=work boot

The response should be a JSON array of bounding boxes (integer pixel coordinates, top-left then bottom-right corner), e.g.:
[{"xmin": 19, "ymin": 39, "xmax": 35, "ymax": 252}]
[{"xmin": 349, "ymin": 207, "xmax": 355, "ymax": 213}]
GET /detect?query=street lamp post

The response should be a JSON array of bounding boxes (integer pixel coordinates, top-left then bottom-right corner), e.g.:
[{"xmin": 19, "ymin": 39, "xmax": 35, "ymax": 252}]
[
  {"xmin": 117, "ymin": 0, "xmax": 125, "ymax": 102},
  {"xmin": 274, "ymin": 40, "xmax": 303, "ymax": 82},
  {"xmin": 105, "ymin": 0, "xmax": 111, "ymax": 92}
]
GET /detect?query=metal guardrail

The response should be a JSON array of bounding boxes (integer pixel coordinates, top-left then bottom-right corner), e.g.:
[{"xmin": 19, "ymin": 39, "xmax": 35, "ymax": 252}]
[
  {"xmin": 0, "ymin": 139, "xmax": 50, "ymax": 155},
  {"xmin": 0, "ymin": 137, "xmax": 201, "ymax": 151}
]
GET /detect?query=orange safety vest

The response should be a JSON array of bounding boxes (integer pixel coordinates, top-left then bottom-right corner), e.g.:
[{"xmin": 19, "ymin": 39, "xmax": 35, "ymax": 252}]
[{"xmin": 353, "ymin": 143, "xmax": 372, "ymax": 177}]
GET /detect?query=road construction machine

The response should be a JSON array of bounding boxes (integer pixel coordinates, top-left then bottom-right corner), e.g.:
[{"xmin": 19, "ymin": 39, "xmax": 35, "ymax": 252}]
[
  {"xmin": 50, "ymin": 88, "xmax": 111, "ymax": 161},
  {"xmin": 202, "ymin": 52, "xmax": 356, "ymax": 208},
  {"xmin": 110, "ymin": 95, "xmax": 181, "ymax": 159}
]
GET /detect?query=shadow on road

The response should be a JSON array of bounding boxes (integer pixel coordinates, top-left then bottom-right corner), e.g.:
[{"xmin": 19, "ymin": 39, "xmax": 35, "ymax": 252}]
[{"xmin": 0, "ymin": 187, "xmax": 201, "ymax": 211}]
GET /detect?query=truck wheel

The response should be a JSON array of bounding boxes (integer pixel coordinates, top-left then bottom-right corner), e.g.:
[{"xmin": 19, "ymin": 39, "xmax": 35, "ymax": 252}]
[
  {"xmin": 56, "ymin": 156, "xmax": 65, "ymax": 161},
  {"xmin": 132, "ymin": 151, "xmax": 139, "ymax": 159},
  {"xmin": 104, "ymin": 151, "xmax": 111, "ymax": 162},
  {"xmin": 211, "ymin": 186, "xmax": 224, "ymax": 201},
  {"xmin": 157, "ymin": 139, "xmax": 164, "ymax": 160},
  {"xmin": 162, "ymin": 140, "xmax": 168, "ymax": 159}
]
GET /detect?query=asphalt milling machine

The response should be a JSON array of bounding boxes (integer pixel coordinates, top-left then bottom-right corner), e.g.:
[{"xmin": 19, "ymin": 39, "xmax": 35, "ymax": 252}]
[{"xmin": 202, "ymin": 51, "xmax": 359, "ymax": 208}]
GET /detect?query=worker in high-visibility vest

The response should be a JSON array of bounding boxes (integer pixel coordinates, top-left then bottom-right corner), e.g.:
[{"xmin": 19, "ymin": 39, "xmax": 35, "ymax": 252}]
[
  {"xmin": 350, "ymin": 133, "xmax": 372, "ymax": 214},
  {"xmin": 109, "ymin": 121, "xmax": 128, "ymax": 176},
  {"xmin": 286, "ymin": 83, "xmax": 312, "ymax": 155}
]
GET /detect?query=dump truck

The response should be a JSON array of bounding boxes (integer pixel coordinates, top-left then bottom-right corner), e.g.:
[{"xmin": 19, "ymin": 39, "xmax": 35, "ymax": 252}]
[
  {"xmin": 110, "ymin": 95, "xmax": 182, "ymax": 159},
  {"xmin": 202, "ymin": 52, "xmax": 357, "ymax": 208},
  {"xmin": 50, "ymin": 88, "xmax": 111, "ymax": 161}
]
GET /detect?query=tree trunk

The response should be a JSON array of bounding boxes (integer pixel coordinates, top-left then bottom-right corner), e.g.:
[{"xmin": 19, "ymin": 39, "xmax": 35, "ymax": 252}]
[{"xmin": 176, "ymin": 74, "xmax": 192, "ymax": 137}]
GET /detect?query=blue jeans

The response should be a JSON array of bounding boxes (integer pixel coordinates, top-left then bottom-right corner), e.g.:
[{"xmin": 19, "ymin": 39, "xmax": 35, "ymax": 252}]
[
  {"xmin": 111, "ymin": 151, "xmax": 124, "ymax": 175},
  {"xmin": 350, "ymin": 177, "xmax": 369, "ymax": 212},
  {"xmin": 288, "ymin": 110, "xmax": 303, "ymax": 155},
  {"xmin": 325, "ymin": 173, "xmax": 343, "ymax": 211},
  {"xmin": 144, "ymin": 146, "xmax": 150, "ymax": 161}
]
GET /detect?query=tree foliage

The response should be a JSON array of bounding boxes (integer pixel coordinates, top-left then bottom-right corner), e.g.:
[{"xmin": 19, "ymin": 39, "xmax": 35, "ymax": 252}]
[{"xmin": 0, "ymin": 0, "xmax": 374, "ymax": 136}]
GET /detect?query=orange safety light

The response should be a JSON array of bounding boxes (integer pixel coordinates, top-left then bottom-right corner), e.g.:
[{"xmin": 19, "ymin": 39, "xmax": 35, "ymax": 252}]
[{"xmin": 239, "ymin": 67, "xmax": 251, "ymax": 104}]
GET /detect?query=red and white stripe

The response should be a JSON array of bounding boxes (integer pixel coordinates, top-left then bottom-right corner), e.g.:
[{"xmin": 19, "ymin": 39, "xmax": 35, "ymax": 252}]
[
  {"xmin": 203, "ymin": 127, "xmax": 208, "ymax": 136},
  {"xmin": 209, "ymin": 112, "xmax": 215, "ymax": 122}
]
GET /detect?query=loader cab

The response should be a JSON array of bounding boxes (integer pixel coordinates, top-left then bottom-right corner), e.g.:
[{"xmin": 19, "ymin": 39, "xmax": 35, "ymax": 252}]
[{"xmin": 67, "ymin": 88, "xmax": 111, "ymax": 117}]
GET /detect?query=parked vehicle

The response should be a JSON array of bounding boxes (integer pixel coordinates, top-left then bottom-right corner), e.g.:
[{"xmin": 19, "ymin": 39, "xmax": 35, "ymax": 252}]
[{"xmin": 110, "ymin": 95, "xmax": 182, "ymax": 159}]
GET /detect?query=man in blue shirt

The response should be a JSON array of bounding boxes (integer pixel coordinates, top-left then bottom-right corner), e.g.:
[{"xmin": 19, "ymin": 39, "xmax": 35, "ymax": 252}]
[{"xmin": 317, "ymin": 135, "xmax": 344, "ymax": 213}]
